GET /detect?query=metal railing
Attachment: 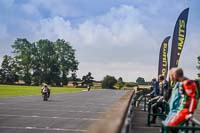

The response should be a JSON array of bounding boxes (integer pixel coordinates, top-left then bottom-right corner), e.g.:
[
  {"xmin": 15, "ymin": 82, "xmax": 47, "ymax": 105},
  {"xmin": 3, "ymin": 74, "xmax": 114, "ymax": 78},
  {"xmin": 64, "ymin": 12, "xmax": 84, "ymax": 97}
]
[
  {"xmin": 121, "ymin": 89, "xmax": 150, "ymax": 133},
  {"xmin": 133, "ymin": 89, "xmax": 150, "ymax": 111},
  {"xmin": 161, "ymin": 118, "xmax": 200, "ymax": 133},
  {"xmin": 147, "ymin": 100, "xmax": 169, "ymax": 126},
  {"xmin": 121, "ymin": 91, "xmax": 135, "ymax": 133}
]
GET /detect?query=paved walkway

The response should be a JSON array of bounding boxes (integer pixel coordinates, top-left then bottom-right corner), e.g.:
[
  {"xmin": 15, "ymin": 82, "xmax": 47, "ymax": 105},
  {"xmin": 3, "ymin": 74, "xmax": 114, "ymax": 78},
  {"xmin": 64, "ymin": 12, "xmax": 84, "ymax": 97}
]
[
  {"xmin": 132, "ymin": 107, "xmax": 160, "ymax": 133},
  {"xmin": 132, "ymin": 99, "xmax": 200, "ymax": 133}
]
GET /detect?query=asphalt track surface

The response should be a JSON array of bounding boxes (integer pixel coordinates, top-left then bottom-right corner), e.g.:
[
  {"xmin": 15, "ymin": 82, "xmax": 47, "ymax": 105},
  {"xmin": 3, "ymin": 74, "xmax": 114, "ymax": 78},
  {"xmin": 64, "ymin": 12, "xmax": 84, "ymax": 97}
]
[{"xmin": 0, "ymin": 89, "xmax": 127, "ymax": 133}]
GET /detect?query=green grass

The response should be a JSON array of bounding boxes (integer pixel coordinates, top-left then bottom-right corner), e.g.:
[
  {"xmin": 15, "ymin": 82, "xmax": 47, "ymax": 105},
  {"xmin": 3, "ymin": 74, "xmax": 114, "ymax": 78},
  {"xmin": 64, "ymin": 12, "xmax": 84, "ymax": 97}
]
[{"xmin": 0, "ymin": 85, "xmax": 86, "ymax": 98}]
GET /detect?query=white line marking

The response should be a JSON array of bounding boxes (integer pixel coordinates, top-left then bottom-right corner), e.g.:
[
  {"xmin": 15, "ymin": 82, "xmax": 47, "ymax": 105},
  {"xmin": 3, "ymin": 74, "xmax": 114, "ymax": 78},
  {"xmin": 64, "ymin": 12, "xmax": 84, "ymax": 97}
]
[
  {"xmin": 0, "ymin": 103, "xmax": 107, "ymax": 109},
  {"xmin": 86, "ymin": 103, "xmax": 108, "ymax": 106},
  {"xmin": 32, "ymin": 115, "xmax": 39, "ymax": 118},
  {"xmin": 0, "ymin": 114, "xmax": 101, "ymax": 121},
  {"xmin": 26, "ymin": 127, "xmax": 35, "ymax": 129},
  {"xmin": 0, "ymin": 91, "xmax": 88, "ymax": 99},
  {"xmin": 0, "ymin": 107, "xmax": 104, "ymax": 113},
  {"xmin": 0, "ymin": 126, "xmax": 87, "ymax": 132}
]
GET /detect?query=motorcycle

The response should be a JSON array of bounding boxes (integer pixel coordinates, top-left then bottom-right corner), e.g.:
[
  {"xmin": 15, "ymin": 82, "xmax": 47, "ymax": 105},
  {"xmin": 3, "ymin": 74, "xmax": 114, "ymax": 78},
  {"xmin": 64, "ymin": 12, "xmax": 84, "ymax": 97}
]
[
  {"xmin": 87, "ymin": 84, "xmax": 91, "ymax": 91},
  {"xmin": 42, "ymin": 92, "xmax": 48, "ymax": 101},
  {"xmin": 41, "ymin": 87, "xmax": 50, "ymax": 101}
]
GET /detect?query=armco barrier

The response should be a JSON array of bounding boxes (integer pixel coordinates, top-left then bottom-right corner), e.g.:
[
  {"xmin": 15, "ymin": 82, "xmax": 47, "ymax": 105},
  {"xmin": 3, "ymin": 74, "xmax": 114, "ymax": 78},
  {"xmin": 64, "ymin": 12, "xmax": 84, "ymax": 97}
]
[{"xmin": 161, "ymin": 118, "xmax": 200, "ymax": 133}]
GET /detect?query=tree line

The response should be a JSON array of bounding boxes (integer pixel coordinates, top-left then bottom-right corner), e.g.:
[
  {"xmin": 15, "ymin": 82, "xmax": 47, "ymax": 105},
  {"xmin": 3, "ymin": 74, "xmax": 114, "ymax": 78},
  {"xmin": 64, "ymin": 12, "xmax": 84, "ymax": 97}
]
[
  {"xmin": 1, "ymin": 38, "xmax": 199, "ymax": 87},
  {"xmin": 0, "ymin": 38, "xmax": 79, "ymax": 86},
  {"xmin": 101, "ymin": 75, "xmax": 138, "ymax": 89}
]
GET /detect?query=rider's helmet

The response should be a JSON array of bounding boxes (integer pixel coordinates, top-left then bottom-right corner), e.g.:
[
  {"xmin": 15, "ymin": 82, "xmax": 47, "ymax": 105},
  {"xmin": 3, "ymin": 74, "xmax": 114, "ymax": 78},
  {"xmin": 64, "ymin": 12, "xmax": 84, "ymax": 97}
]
[{"xmin": 152, "ymin": 78, "xmax": 156, "ymax": 82}]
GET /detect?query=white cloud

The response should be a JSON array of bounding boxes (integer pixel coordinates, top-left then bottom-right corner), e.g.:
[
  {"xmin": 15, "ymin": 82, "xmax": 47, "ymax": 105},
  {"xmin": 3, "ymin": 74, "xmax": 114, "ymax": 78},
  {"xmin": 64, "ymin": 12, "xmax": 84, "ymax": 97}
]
[
  {"xmin": 20, "ymin": 4, "xmax": 200, "ymax": 81},
  {"xmin": 0, "ymin": 1, "xmax": 199, "ymax": 81},
  {"xmin": 33, "ymin": 5, "xmax": 156, "ymax": 47},
  {"xmin": 33, "ymin": 17, "xmax": 73, "ymax": 40},
  {"xmin": 27, "ymin": 5, "xmax": 159, "ymax": 81}
]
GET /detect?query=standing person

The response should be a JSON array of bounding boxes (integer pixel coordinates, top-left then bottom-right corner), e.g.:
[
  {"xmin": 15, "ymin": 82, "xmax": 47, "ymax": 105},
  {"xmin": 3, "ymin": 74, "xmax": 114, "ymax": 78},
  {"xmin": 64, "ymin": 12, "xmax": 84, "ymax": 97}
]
[
  {"xmin": 150, "ymin": 75, "xmax": 168, "ymax": 123},
  {"xmin": 162, "ymin": 67, "xmax": 193, "ymax": 126},
  {"xmin": 146, "ymin": 78, "xmax": 159, "ymax": 98},
  {"xmin": 158, "ymin": 75, "xmax": 169, "ymax": 101},
  {"xmin": 165, "ymin": 79, "xmax": 198, "ymax": 128}
]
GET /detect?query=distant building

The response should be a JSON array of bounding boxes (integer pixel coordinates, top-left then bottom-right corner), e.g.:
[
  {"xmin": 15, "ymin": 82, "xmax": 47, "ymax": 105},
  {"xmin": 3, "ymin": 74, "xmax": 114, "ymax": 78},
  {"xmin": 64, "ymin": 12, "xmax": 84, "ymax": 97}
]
[{"xmin": 15, "ymin": 80, "xmax": 25, "ymax": 85}]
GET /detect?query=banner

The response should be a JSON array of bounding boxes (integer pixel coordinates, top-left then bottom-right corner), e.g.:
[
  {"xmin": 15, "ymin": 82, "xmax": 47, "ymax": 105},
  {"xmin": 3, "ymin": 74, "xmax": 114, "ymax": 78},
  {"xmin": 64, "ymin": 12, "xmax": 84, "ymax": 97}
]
[
  {"xmin": 158, "ymin": 36, "xmax": 170, "ymax": 79},
  {"xmin": 170, "ymin": 8, "xmax": 189, "ymax": 69}
]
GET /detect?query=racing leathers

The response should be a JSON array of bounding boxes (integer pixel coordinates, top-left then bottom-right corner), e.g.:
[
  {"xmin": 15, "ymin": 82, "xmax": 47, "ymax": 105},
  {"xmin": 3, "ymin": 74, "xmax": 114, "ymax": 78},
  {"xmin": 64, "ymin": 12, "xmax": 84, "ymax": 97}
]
[{"xmin": 167, "ymin": 80, "xmax": 198, "ymax": 126}]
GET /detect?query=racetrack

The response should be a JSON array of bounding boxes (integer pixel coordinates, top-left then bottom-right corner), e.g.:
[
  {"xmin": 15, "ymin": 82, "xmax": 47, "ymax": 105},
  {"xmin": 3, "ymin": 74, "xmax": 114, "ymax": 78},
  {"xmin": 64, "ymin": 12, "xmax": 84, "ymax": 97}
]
[{"xmin": 0, "ymin": 90, "xmax": 127, "ymax": 133}]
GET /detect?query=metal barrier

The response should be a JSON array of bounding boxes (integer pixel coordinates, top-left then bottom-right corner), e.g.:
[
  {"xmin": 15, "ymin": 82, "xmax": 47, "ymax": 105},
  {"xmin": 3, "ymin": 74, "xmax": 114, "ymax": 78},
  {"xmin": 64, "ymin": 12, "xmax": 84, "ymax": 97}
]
[
  {"xmin": 121, "ymin": 91, "xmax": 135, "ymax": 133},
  {"xmin": 147, "ymin": 100, "xmax": 169, "ymax": 126},
  {"xmin": 133, "ymin": 90, "xmax": 143, "ymax": 106},
  {"xmin": 161, "ymin": 118, "xmax": 200, "ymax": 133},
  {"xmin": 121, "ymin": 89, "xmax": 150, "ymax": 133},
  {"xmin": 133, "ymin": 89, "xmax": 150, "ymax": 111}
]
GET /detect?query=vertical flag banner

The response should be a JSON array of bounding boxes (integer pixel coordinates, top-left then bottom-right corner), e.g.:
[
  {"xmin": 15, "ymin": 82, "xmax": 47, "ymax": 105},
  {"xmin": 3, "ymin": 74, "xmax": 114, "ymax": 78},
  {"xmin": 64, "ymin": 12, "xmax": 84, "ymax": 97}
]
[
  {"xmin": 170, "ymin": 8, "xmax": 189, "ymax": 69},
  {"xmin": 158, "ymin": 36, "xmax": 170, "ymax": 80}
]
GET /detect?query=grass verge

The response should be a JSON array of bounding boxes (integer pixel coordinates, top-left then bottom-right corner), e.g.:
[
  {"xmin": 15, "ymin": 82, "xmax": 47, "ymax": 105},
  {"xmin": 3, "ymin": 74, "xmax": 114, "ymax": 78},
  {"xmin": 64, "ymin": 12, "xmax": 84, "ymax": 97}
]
[{"xmin": 0, "ymin": 85, "xmax": 86, "ymax": 98}]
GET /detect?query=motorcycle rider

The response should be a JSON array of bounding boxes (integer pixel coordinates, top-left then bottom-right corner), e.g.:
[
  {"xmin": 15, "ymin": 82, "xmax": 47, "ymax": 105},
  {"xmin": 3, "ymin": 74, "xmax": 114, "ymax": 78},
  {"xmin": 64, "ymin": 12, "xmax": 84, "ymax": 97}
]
[{"xmin": 41, "ymin": 84, "xmax": 50, "ymax": 98}]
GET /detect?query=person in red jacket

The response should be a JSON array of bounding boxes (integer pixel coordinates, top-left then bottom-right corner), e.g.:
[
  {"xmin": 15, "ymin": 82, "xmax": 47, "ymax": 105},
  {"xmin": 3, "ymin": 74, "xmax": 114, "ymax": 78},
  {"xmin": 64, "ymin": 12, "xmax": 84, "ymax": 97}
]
[{"xmin": 167, "ymin": 79, "xmax": 198, "ymax": 126}]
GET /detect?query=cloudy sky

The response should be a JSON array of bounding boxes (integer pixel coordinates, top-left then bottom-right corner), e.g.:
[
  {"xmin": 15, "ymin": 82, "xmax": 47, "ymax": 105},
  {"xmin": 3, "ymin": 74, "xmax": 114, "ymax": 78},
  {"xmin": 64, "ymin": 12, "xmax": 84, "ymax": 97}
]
[{"xmin": 0, "ymin": 0, "xmax": 199, "ymax": 81}]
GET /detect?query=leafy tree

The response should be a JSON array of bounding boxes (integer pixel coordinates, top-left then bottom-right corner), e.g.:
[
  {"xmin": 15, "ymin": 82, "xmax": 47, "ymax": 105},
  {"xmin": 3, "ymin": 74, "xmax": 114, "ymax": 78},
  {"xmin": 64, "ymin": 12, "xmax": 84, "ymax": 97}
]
[
  {"xmin": 136, "ymin": 77, "xmax": 145, "ymax": 85},
  {"xmin": 116, "ymin": 77, "xmax": 125, "ymax": 89},
  {"xmin": 36, "ymin": 39, "xmax": 56, "ymax": 85},
  {"xmin": 2, "ymin": 38, "xmax": 79, "ymax": 86},
  {"xmin": 69, "ymin": 72, "xmax": 78, "ymax": 87},
  {"xmin": 55, "ymin": 39, "xmax": 79, "ymax": 85},
  {"xmin": 102, "ymin": 75, "xmax": 117, "ymax": 89},
  {"xmin": 12, "ymin": 38, "xmax": 34, "ymax": 85},
  {"xmin": 0, "ymin": 55, "xmax": 18, "ymax": 83},
  {"xmin": 197, "ymin": 56, "xmax": 200, "ymax": 78},
  {"xmin": 31, "ymin": 42, "xmax": 42, "ymax": 85},
  {"xmin": 35, "ymin": 39, "xmax": 79, "ymax": 86}
]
